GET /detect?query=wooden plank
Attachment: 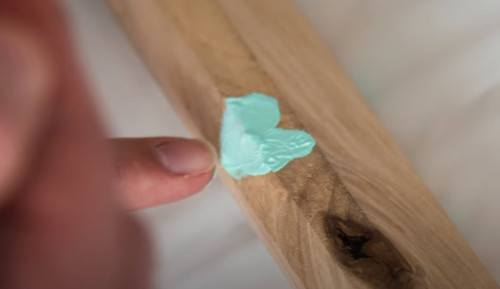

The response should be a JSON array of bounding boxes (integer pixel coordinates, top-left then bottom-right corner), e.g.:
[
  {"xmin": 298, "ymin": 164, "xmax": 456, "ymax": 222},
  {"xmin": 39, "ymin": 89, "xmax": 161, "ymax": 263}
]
[{"xmin": 106, "ymin": 0, "xmax": 498, "ymax": 288}]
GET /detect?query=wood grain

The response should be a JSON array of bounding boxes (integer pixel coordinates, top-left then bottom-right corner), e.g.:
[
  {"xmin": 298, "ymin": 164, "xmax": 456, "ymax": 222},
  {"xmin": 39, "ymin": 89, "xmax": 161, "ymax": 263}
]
[{"xmin": 106, "ymin": 0, "xmax": 499, "ymax": 288}]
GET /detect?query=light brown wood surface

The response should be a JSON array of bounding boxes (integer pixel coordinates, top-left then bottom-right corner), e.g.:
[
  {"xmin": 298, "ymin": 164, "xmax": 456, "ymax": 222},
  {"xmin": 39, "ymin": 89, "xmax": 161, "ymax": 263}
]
[{"xmin": 107, "ymin": 0, "xmax": 498, "ymax": 288}]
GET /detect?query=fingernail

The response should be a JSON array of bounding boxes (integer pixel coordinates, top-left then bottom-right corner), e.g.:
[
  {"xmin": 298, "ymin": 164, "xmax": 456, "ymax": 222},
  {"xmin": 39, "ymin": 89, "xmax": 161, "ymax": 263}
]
[{"xmin": 155, "ymin": 139, "xmax": 217, "ymax": 175}]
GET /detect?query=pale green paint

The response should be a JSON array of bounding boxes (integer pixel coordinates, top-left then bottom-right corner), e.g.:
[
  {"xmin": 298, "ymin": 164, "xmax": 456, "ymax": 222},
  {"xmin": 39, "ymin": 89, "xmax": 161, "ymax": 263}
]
[{"xmin": 220, "ymin": 92, "xmax": 316, "ymax": 179}]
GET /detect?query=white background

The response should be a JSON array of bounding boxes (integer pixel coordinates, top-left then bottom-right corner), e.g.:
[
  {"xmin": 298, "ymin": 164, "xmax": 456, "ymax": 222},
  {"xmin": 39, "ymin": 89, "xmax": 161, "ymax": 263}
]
[{"xmin": 63, "ymin": 0, "xmax": 500, "ymax": 287}]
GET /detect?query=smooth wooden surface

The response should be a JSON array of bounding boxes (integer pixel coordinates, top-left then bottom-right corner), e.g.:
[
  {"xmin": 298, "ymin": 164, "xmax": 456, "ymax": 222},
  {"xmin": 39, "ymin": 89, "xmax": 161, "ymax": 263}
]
[{"xmin": 107, "ymin": 0, "xmax": 498, "ymax": 288}]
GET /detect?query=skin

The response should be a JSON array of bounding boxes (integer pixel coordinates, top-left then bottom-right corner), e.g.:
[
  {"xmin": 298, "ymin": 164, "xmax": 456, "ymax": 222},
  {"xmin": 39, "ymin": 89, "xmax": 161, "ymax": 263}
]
[{"xmin": 0, "ymin": 1, "xmax": 216, "ymax": 288}]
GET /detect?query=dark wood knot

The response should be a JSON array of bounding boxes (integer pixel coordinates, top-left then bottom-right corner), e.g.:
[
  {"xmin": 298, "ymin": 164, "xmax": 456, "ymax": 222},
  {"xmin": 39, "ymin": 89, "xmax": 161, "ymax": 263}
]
[{"xmin": 324, "ymin": 215, "xmax": 426, "ymax": 289}]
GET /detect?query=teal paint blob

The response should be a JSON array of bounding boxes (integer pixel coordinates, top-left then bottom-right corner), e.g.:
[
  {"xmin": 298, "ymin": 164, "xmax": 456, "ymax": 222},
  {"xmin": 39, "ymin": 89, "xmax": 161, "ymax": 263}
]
[{"xmin": 220, "ymin": 92, "xmax": 316, "ymax": 179}]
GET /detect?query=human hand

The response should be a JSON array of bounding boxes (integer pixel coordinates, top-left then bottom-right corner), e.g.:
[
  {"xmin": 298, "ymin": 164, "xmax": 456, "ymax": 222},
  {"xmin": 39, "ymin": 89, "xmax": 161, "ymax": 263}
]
[{"xmin": 0, "ymin": 1, "xmax": 216, "ymax": 288}]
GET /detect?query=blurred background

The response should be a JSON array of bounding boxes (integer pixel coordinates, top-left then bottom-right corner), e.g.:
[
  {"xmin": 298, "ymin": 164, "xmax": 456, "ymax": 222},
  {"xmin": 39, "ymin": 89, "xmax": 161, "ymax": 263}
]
[{"xmin": 63, "ymin": 0, "xmax": 500, "ymax": 288}]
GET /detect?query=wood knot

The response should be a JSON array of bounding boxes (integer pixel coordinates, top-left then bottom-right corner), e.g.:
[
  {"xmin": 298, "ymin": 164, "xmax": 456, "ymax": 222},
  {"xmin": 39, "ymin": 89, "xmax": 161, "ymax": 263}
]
[
  {"xmin": 324, "ymin": 216, "xmax": 426, "ymax": 289},
  {"xmin": 336, "ymin": 228, "xmax": 370, "ymax": 259}
]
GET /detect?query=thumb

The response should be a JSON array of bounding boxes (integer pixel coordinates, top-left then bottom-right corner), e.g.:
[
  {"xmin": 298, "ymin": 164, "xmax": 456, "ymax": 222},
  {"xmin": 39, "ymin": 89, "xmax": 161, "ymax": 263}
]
[{"xmin": 0, "ymin": 23, "xmax": 53, "ymax": 204}]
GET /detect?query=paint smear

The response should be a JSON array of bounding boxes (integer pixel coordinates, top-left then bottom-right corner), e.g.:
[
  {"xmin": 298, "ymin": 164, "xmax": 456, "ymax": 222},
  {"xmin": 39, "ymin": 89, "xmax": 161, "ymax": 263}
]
[{"xmin": 220, "ymin": 92, "xmax": 316, "ymax": 179}]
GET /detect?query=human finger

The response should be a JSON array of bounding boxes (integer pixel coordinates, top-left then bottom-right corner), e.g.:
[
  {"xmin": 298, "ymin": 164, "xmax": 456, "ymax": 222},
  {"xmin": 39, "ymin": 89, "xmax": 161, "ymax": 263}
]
[{"xmin": 110, "ymin": 137, "xmax": 216, "ymax": 210}]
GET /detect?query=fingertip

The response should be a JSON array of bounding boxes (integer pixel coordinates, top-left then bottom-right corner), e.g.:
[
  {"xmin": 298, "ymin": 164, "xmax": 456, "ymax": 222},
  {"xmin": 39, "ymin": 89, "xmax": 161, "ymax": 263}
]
[{"xmin": 112, "ymin": 137, "xmax": 218, "ymax": 210}]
